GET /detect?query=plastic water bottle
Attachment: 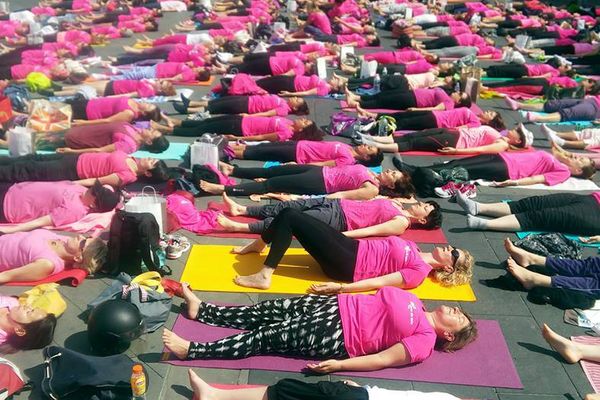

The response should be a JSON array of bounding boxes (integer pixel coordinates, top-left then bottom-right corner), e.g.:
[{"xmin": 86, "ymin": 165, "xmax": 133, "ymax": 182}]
[
  {"xmin": 373, "ymin": 74, "xmax": 381, "ymax": 93},
  {"xmin": 382, "ymin": 67, "xmax": 388, "ymax": 76},
  {"xmin": 130, "ymin": 365, "xmax": 147, "ymax": 400}
]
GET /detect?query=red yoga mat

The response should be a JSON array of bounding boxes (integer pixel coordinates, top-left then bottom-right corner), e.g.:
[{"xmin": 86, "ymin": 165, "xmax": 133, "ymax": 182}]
[
  {"xmin": 204, "ymin": 202, "xmax": 447, "ymax": 243},
  {"xmin": 6, "ymin": 269, "xmax": 88, "ymax": 287}
]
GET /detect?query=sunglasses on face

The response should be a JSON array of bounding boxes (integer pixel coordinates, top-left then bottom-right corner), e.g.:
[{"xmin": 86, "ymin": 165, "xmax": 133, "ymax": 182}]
[
  {"xmin": 451, "ymin": 247, "xmax": 460, "ymax": 267},
  {"xmin": 79, "ymin": 238, "xmax": 88, "ymax": 252}
]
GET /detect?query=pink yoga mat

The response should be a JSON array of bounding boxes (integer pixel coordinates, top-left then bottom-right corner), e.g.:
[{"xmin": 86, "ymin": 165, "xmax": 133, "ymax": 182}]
[
  {"xmin": 204, "ymin": 202, "xmax": 447, "ymax": 243},
  {"xmin": 164, "ymin": 315, "xmax": 522, "ymax": 388},
  {"xmin": 6, "ymin": 269, "xmax": 88, "ymax": 287},
  {"xmin": 572, "ymin": 336, "xmax": 600, "ymax": 393}
]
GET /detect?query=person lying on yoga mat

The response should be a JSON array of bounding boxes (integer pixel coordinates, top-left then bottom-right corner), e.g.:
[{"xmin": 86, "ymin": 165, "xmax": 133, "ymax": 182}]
[
  {"xmin": 186, "ymin": 370, "xmax": 461, "ymax": 400},
  {"xmin": 361, "ymin": 49, "xmax": 439, "ymax": 65},
  {"xmin": 0, "ymin": 180, "xmax": 120, "ymax": 234},
  {"xmin": 483, "ymin": 63, "xmax": 573, "ymax": 79},
  {"xmin": 0, "ymin": 295, "xmax": 57, "ymax": 354},
  {"xmin": 217, "ymin": 192, "xmax": 441, "ymax": 236},
  {"xmin": 225, "ymin": 207, "xmax": 469, "ymax": 290},
  {"xmin": 340, "ymin": 59, "xmax": 454, "ymax": 76},
  {"xmin": 199, "ymin": 163, "xmax": 416, "ymax": 200},
  {"xmin": 359, "ymin": 108, "xmax": 506, "ymax": 132},
  {"xmin": 64, "ymin": 95, "xmax": 165, "ymax": 126},
  {"xmin": 229, "ymin": 141, "xmax": 383, "ymax": 167},
  {"xmin": 213, "ymin": 53, "xmax": 312, "ymax": 77},
  {"xmin": 0, "ymin": 230, "xmax": 106, "ymax": 285},
  {"xmin": 541, "ymin": 125, "xmax": 600, "ymax": 152},
  {"xmin": 504, "ymin": 96, "xmax": 600, "ymax": 123},
  {"xmin": 42, "ymin": 79, "xmax": 176, "ymax": 99},
  {"xmin": 481, "ymin": 76, "xmax": 596, "ymax": 100},
  {"xmin": 102, "ymin": 62, "xmax": 211, "ymax": 84},
  {"xmin": 153, "ymin": 115, "xmax": 324, "ymax": 142},
  {"xmin": 355, "ymin": 124, "xmax": 532, "ymax": 154},
  {"xmin": 0, "ymin": 152, "xmax": 170, "ymax": 187},
  {"xmin": 172, "ymin": 94, "xmax": 308, "ymax": 116},
  {"xmin": 340, "ymin": 71, "xmax": 456, "ymax": 93},
  {"xmin": 456, "ymin": 189, "xmax": 600, "ymax": 235},
  {"xmin": 395, "ymin": 147, "xmax": 596, "ymax": 196},
  {"xmin": 218, "ymin": 74, "xmax": 341, "ymax": 97},
  {"xmin": 55, "ymin": 122, "xmax": 169, "ymax": 155},
  {"xmin": 345, "ymin": 87, "xmax": 471, "ymax": 112},
  {"xmin": 162, "ymin": 285, "xmax": 478, "ymax": 370}
]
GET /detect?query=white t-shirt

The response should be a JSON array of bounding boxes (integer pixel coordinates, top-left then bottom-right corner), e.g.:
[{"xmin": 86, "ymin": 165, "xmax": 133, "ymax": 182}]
[
  {"xmin": 186, "ymin": 33, "xmax": 213, "ymax": 45},
  {"xmin": 366, "ymin": 387, "xmax": 460, "ymax": 400}
]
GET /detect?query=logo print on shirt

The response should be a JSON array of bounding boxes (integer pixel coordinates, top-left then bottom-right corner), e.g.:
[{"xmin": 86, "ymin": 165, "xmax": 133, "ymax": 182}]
[
  {"xmin": 404, "ymin": 245, "xmax": 411, "ymax": 266},
  {"xmin": 407, "ymin": 301, "xmax": 417, "ymax": 325}
]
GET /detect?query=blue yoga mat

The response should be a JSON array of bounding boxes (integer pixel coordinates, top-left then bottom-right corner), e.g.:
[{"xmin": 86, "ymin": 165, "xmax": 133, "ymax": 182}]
[
  {"xmin": 0, "ymin": 149, "xmax": 54, "ymax": 156},
  {"xmin": 516, "ymin": 231, "xmax": 600, "ymax": 249},
  {"xmin": 518, "ymin": 111, "xmax": 594, "ymax": 127},
  {"xmin": 263, "ymin": 161, "xmax": 382, "ymax": 174},
  {"xmin": 132, "ymin": 142, "xmax": 189, "ymax": 160}
]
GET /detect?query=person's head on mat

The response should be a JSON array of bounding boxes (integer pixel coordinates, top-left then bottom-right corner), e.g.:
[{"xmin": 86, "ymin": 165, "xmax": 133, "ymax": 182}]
[
  {"xmin": 376, "ymin": 169, "xmax": 416, "ymax": 198},
  {"xmin": 555, "ymin": 154, "xmax": 596, "ymax": 179},
  {"xmin": 394, "ymin": 199, "xmax": 444, "ymax": 230},
  {"xmin": 505, "ymin": 123, "xmax": 533, "ymax": 149},
  {"xmin": 195, "ymin": 68, "xmax": 212, "ymax": 82},
  {"xmin": 450, "ymin": 92, "xmax": 472, "ymax": 109},
  {"xmin": 353, "ymin": 144, "xmax": 383, "ymax": 167},
  {"xmin": 137, "ymin": 102, "xmax": 162, "ymax": 122},
  {"xmin": 480, "ymin": 110, "xmax": 506, "ymax": 131},
  {"xmin": 287, "ymin": 97, "xmax": 310, "ymax": 115},
  {"xmin": 366, "ymin": 34, "xmax": 380, "ymax": 47},
  {"xmin": 136, "ymin": 158, "xmax": 171, "ymax": 182},
  {"xmin": 437, "ymin": 63, "xmax": 457, "ymax": 77},
  {"xmin": 157, "ymin": 80, "xmax": 177, "ymax": 97},
  {"xmin": 0, "ymin": 303, "xmax": 57, "ymax": 354},
  {"xmin": 431, "ymin": 304, "xmax": 478, "ymax": 352},
  {"xmin": 84, "ymin": 180, "xmax": 121, "ymax": 213},
  {"xmin": 290, "ymin": 118, "xmax": 325, "ymax": 141},
  {"xmin": 424, "ymin": 53, "xmax": 440, "ymax": 64},
  {"xmin": 65, "ymin": 234, "xmax": 108, "ymax": 274},
  {"xmin": 429, "ymin": 245, "xmax": 474, "ymax": 287},
  {"xmin": 139, "ymin": 128, "xmax": 170, "ymax": 153}
]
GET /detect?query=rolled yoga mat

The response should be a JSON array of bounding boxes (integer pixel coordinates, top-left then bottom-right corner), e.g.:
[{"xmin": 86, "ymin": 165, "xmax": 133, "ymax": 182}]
[
  {"xmin": 163, "ymin": 314, "xmax": 521, "ymax": 389},
  {"xmin": 6, "ymin": 269, "xmax": 88, "ymax": 287}
]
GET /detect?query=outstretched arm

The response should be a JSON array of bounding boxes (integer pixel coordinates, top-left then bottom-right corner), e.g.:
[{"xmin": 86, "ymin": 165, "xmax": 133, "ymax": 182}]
[
  {"xmin": 0, "ymin": 215, "xmax": 53, "ymax": 234},
  {"xmin": 343, "ymin": 217, "xmax": 409, "ymax": 238},
  {"xmin": 307, "ymin": 342, "xmax": 412, "ymax": 373},
  {"xmin": 0, "ymin": 259, "xmax": 55, "ymax": 284}
]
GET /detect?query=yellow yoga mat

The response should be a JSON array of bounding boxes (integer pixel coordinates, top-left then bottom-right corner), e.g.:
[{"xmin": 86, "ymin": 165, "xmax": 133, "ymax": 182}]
[{"xmin": 180, "ymin": 245, "xmax": 476, "ymax": 301}]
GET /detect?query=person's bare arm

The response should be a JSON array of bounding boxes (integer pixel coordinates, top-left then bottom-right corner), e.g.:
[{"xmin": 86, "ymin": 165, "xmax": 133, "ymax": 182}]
[
  {"xmin": 310, "ymin": 272, "xmax": 405, "ymax": 294},
  {"xmin": 0, "ymin": 215, "xmax": 53, "ymax": 234},
  {"xmin": 233, "ymin": 133, "xmax": 280, "ymax": 142},
  {"xmin": 245, "ymin": 109, "xmax": 278, "ymax": 117},
  {"xmin": 74, "ymin": 173, "xmax": 122, "ymax": 187},
  {"xmin": 72, "ymin": 110, "xmax": 134, "ymax": 126},
  {"xmin": 57, "ymin": 144, "xmax": 117, "ymax": 154},
  {"xmin": 438, "ymin": 141, "xmax": 509, "ymax": 155},
  {"xmin": 494, "ymin": 175, "xmax": 546, "ymax": 186},
  {"xmin": 0, "ymin": 259, "xmax": 56, "ymax": 284},
  {"xmin": 326, "ymin": 182, "xmax": 379, "ymax": 200},
  {"xmin": 343, "ymin": 217, "xmax": 409, "ymax": 238}
]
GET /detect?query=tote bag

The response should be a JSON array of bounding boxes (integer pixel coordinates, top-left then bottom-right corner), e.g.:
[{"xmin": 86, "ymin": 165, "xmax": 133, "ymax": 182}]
[
  {"xmin": 124, "ymin": 186, "xmax": 167, "ymax": 235},
  {"xmin": 190, "ymin": 134, "xmax": 223, "ymax": 168}
]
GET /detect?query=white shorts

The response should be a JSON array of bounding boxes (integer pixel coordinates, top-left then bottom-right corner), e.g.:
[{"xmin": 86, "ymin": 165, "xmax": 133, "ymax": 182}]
[{"xmin": 576, "ymin": 128, "xmax": 600, "ymax": 149}]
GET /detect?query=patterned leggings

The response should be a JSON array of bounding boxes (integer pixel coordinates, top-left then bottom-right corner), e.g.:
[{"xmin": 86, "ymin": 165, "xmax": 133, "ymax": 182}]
[{"xmin": 187, "ymin": 295, "xmax": 348, "ymax": 360}]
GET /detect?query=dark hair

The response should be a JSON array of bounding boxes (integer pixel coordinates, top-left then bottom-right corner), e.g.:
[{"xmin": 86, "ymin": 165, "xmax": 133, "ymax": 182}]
[
  {"xmin": 420, "ymin": 200, "xmax": 443, "ymax": 229},
  {"xmin": 378, "ymin": 173, "xmax": 416, "ymax": 199},
  {"xmin": 290, "ymin": 99, "xmax": 309, "ymax": 115},
  {"xmin": 428, "ymin": 54, "xmax": 440, "ymax": 64},
  {"xmin": 545, "ymin": 58, "xmax": 562, "ymax": 69},
  {"xmin": 65, "ymin": 71, "xmax": 89, "ymax": 84},
  {"xmin": 0, "ymin": 314, "xmax": 57, "ymax": 354},
  {"xmin": 142, "ymin": 107, "xmax": 162, "ymax": 122},
  {"xmin": 147, "ymin": 20, "xmax": 159, "ymax": 31},
  {"xmin": 369, "ymin": 37, "xmax": 381, "ymax": 47},
  {"xmin": 587, "ymin": 79, "xmax": 600, "ymax": 95},
  {"xmin": 291, "ymin": 121, "xmax": 325, "ymax": 141},
  {"xmin": 196, "ymin": 70, "xmax": 211, "ymax": 82},
  {"xmin": 578, "ymin": 162, "xmax": 596, "ymax": 180},
  {"xmin": 438, "ymin": 65, "xmax": 458, "ymax": 77},
  {"xmin": 456, "ymin": 93, "xmax": 472, "ymax": 108},
  {"xmin": 488, "ymin": 113, "xmax": 506, "ymax": 131},
  {"xmin": 142, "ymin": 160, "xmax": 170, "ymax": 182},
  {"xmin": 78, "ymin": 45, "xmax": 95, "ymax": 57},
  {"xmin": 356, "ymin": 148, "xmax": 384, "ymax": 167},
  {"xmin": 512, "ymin": 126, "xmax": 528, "ymax": 149},
  {"xmin": 142, "ymin": 135, "xmax": 170, "ymax": 153}
]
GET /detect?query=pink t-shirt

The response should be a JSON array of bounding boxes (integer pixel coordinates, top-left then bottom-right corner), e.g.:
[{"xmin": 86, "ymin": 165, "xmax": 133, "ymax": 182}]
[
  {"xmin": 76, "ymin": 151, "xmax": 137, "ymax": 185},
  {"xmin": 241, "ymin": 116, "xmax": 294, "ymax": 141},
  {"xmin": 295, "ymin": 141, "xmax": 355, "ymax": 165},
  {"xmin": 354, "ymin": 237, "xmax": 431, "ymax": 286},
  {"xmin": 3, "ymin": 181, "xmax": 89, "ymax": 227},
  {"xmin": 322, "ymin": 164, "xmax": 377, "ymax": 193},
  {"xmin": 86, "ymin": 97, "xmax": 134, "ymax": 120},
  {"xmin": 113, "ymin": 124, "xmax": 140, "ymax": 154},
  {"xmin": 0, "ymin": 230, "xmax": 66, "ymax": 275},
  {"xmin": 573, "ymin": 43, "xmax": 600, "ymax": 55},
  {"xmin": 449, "ymin": 25, "xmax": 472, "ymax": 35},
  {"xmin": 57, "ymin": 30, "xmax": 91, "ymax": 44},
  {"xmin": 433, "ymin": 108, "xmax": 481, "ymax": 129},
  {"xmin": 524, "ymin": 64, "xmax": 559, "ymax": 78},
  {"xmin": 294, "ymin": 75, "xmax": 330, "ymax": 96},
  {"xmin": 0, "ymin": 296, "xmax": 19, "ymax": 344},
  {"xmin": 406, "ymin": 72, "xmax": 436, "ymax": 90},
  {"xmin": 269, "ymin": 56, "xmax": 305, "ymax": 76},
  {"xmin": 336, "ymin": 33, "xmax": 367, "ymax": 47},
  {"xmin": 340, "ymin": 198, "xmax": 404, "ymax": 231},
  {"xmin": 111, "ymin": 80, "xmax": 156, "ymax": 98},
  {"xmin": 338, "ymin": 287, "xmax": 436, "ymax": 361},
  {"xmin": 156, "ymin": 62, "xmax": 196, "ymax": 82},
  {"xmin": 300, "ymin": 43, "xmax": 326, "ymax": 53},
  {"xmin": 455, "ymin": 125, "xmax": 501, "ymax": 148},
  {"xmin": 414, "ymin": 88, "xmax": 454, "ymax": 110},
  {"xmin": 248, "ymin": 95, "xmax": 291, "ymax": 117},
  {"xmin": 307, "ymin": 11, "xmax": 332, "ymax": 34},
  {"xmin": 455, "ymin": 34, "xmax": 486, "ymax": 47},
  {"xmin": 547, "ymin": 77, "xmax": 577, "ymax": 88},
  {"xmin": 499, "ymin": 151, "xmax": 571, "ymax": 185},
  {"xmin": 593, "ymin": 192, "xmax": 600, "ymax": 205},
  {"xmin": 405, "ymin": 60, "xmax": 433, "ymax": 74},
  {"xmin": 10, "ymin": 64, "xmax": 50, "ymax": 80}
]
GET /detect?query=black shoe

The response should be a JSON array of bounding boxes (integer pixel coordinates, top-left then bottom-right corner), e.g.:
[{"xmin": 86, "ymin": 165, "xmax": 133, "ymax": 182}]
[
  {"xmin": 173, "ymin": 101, "xmax": 188, "ymax": 114},
  {"xmin": 180, "ymin": 93, "xmax": 191, "ymax": 108},
  {"xmin": 392, "ymin": 155, "xmax": 416, "ymax": 174}
]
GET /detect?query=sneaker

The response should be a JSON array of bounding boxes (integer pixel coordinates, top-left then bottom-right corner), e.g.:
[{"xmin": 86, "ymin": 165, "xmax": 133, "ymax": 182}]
[
  {"xmin": 187, "ymin": 111, "xmax": 211, "ymax": 121},
  {"xmin": 434, "ymin": 181, "xmax": 461, "ymax": 198},
  {"xmin": 166, "ymin": 235, "xmax": 191, "ymax": 260},
  {"xmin": 459, "ymin": 183, "xmax": 477, "ymax": 199}
]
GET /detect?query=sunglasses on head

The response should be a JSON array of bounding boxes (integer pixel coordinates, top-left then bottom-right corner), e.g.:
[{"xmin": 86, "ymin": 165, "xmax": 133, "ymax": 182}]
[{"xmin": 451, "ymin": 247, "xmax": 460, "ymax": 267}]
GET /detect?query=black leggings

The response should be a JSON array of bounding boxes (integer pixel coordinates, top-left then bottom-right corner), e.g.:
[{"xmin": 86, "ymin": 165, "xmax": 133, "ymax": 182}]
[
  {"xmin": 206, "ymin": 96, "xmax": 250, "ymax": 115},
  {"xmin": 394, "ymin": 128, "xmax": 459, "ymax": 151},
  {"xmin": 0, "ymin": 153, "xmax": 80, "ymax": 182},
  {"xmin": 347, "ymin": 74, "xmax": 410, "ymax": 92},
  {"xmin": 485, "ymin": 77, "xmax": 549, "ymax": 89},
  {"xmin": 485, "ymin": 64, "xmax": 528, "ymax": 78},
  {"xmin": 226, "ymin": 164, "xmax": 326, "ymax": 196},
  {"xmin": 172, "ymin": 115, "xmax": 243, "ymax": 137},
  {"xmin": 509, "ymin": 193, "xmax": 600, "ymax": 236},
  {"xmin": 235, "ymin": 55, "xmax": 273, "ymax": 75},
  {"xmin": 382, "ymin": 110, "xmax": 436, "ymax": 130},
  {"xmin": 242, "ymin": 141, "xmax": 298, "ymax": 162},
  {"xmin": 423, "ymin": 36, "xmax": 459, "ymax": 49},
  {"xmin": 261, "ymin": 208, "xmax": 358, "ymax": 281},
  {"xmin": 428, "ymin": 154, "xmax": 509, "ymax": 181},
  {"xmin": 540, "ymin": 45, "xmax": 576, "ymax": 56},
  {"xmin": 360, "ymin": 89, "xmax": 417, "ymax": 109},
  {"xmin": 0, "ymin": 182, "xmax": 12, "ymax": 222},
  {"xmin": 572, "ymin": 54, "xmax": 600, "ymax": 66},
  {"xmin": 268, "ymin": 43, "xmax": 302, "ymax": 52},
  {"xmin": 267, "ymin": 380, "xmax": 368, "ymax": 400},
  {"xmin": 507, "ymin": 27, "xmax": 559, "ymax": 39},
  {"xmin": 255, "ymin": 75, "xmax": 296, "ymax": 94},
  {"xmin": 113, "ymin": 45, "xmax": 175, "ymax": 65}
]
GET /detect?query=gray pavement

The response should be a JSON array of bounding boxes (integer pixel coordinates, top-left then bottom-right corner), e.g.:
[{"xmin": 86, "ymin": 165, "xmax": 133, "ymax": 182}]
[{"xmin": 5, "ymin": 1, "xmax": 600, "ymax": 399}]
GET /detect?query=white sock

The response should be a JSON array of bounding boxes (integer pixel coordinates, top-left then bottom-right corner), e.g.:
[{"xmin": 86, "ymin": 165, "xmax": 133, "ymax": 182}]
[{"xmin": 542, "ymin": 125, "xmax": 565, "ymax": 146}]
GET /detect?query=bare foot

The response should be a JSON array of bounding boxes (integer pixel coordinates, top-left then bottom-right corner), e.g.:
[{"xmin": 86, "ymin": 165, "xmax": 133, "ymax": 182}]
[
  {"xmin": 222, "ymin": 193, "xmax": 246, "ymax": 216},
  {"xmin": 189, "ymin": 369, "xmax": 217, "ymax": 400},
  {"xmin": 231, "ymin": 239, "xmax": 267, "ymax": 255},
  {"xmin": 217, "ymin": 214, "xmax": 249, "ymax": 232},
  {"xmin": 504, "ymin": 238, "xmax": 536, "ymax": 267},
  {"xmin": 181, "ymin": 283, "xmax": 201, "ymax": 319},
  {"xmin": 162, "ymin": 328, "xmax": 190, "ymax": 360},
  {"xmin": 541, "ymin": 324, "xmax": 581, "ymax": 363},
  {"xmin": 233, "ymin": 268, "xmax": 273, "ymax": 290},
  {"xmin": 199, "ymin": 180, "xmax": 225, "ymax": 195},
  {"xmin": 506, "ymin": 257, "xmax": 537, "ymax": 289},
  {"xmin": 219, "ymin": 161, "xmax": 234, "ymax": 176}
]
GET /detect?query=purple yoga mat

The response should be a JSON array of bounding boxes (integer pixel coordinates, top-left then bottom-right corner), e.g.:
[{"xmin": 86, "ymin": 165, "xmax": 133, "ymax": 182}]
[{"xmin": 163, "ymin": 315, "xmax": 522, "ymax": 389}]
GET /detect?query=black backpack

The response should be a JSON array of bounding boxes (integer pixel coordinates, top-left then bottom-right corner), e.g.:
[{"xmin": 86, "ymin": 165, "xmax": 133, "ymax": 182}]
[{"xmin": 105, "ymin": 210, "xmax": 172, "ymax": 277}]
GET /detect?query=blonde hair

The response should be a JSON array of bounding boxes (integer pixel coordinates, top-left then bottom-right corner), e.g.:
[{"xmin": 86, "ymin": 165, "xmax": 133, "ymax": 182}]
[
  {"xmin": 79, "ymin": 237, "xmax": 108, "ymax": 274},
  {"xmin": 439, "ymin": 311, "xmax": 478, "ymax": 352},
  {"xmin": 432, "ymin": 249, "xmax": 474, "ymax": 287}
]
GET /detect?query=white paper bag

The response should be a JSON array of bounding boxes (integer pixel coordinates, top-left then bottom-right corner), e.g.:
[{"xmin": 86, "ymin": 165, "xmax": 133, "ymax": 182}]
[
  {"xmin": 190, "ymin": 134, "xmax": 223, "ymax": 168},
  {"xmin": 124, "ymin": 186, "xmax": 167, "ymax": 235},
  {"xmin": 359, "ymin": 60, "xmax": 378, "ymax": 78},
  {"xmin": 7, "ymin": 127, "xmax": 33, "ymax": 157},
  {"xmin": 316, "ymin": 57, "xmax": 327, "ymax": 79},
  {"xmin": 340, "ymin": 46, "xmax": 354, "ymax": 62}
]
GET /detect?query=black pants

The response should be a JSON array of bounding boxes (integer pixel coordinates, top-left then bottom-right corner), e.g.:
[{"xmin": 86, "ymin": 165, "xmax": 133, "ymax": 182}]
[
  {"xmin": 242, "ymin": 141, "xmax": 298, "ymax": 162},
  {"xmin": 423, "ymin": 36, "xmax": 459, "ymax": 49},
  {"xmin": 268, "ymin": 380, "xmax": 368, "ymax": 400},
  {"xmin": 497, "ymin": 19, "xmax": 522, "ymax": 29},
  {"xmin": 394, "ymin": 128, "xmax": 459, "ymax": 151},
  {"xmin": 64, "ymin": 94, "xmax": 90, "ymax": 120},
  {"xmin": 507, "ymin": 27, "xmax": 559, "ymax": 39},
  {"xmin": 509, "ymin": 193, "xmax": 600, "ymax": 235},
  {"xmin": 572, "ymin": 54, "xmax": 600, "ymax": 65},
  {"xmin": 207, "ymin": 96, "xmax": 250, "ymax": 115},
  {"xmin": 255, "ymin": 76, "xmax": 296, "ymax": 94},
  {"xmin": 347, "ymin": 74, "xmax": 410, "ymax": 92},
  {"xmin": 383, "ymin": 110, "xmax": 436, "ymax": 130},
  {"xmin": 0, "ymin": 181, "xmax": 12, "ymax": 222},
  {"xmin": 187, "ymin": 295, "xmax": 348, "ymax": 360},
  {"xmin": 377, "ymin": 63, "xmax": 406, "ymax": 75},
  {"xmin": 172, "ymin": 115, "xmax": 243, "ymax": 137},
  {"xmin": 485, "ymin": 64, "xmax": 528, "ymax": 78},
  {"xmin": 360, "ymin": 89, "xmax": 417, "ymax": 109},
  {"xmin": 540, "ymin": 45, "xmax": 576, "ymax": 55},
  {"xmin": 574, "ymin": 65, "xmax": 600, "ymax": 75},
  {"xmin": 428, "ymin": 154, "xmax": 509, "ymax": 181},
  {"xmin": 246, "ymin": 197, "xmax": 346, "ymax": 234},
  {"xmin": 268, "ymin": 43, "xmax": 302, "ymax": 52},
  {"xmin": 113, "ymin": 46, "xmax": 173, "ymax": 65},
  {"xmin": 226, "ymin": 164, "xmax": 326, "ymax": 196},
  {"xmin": 235, "ymin": 55, "xmax": 273, "ymax": 75},
  {"xmin": 485, "ymin": 77, "xmax": 549, "ymax": 90},
  {"xmin": 261, "ymin": 208, "xmax": 358, "ymax": 280},
  {"xmin": 0, "ymin": 153, "xmax": 80, "ymax": 182}
]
